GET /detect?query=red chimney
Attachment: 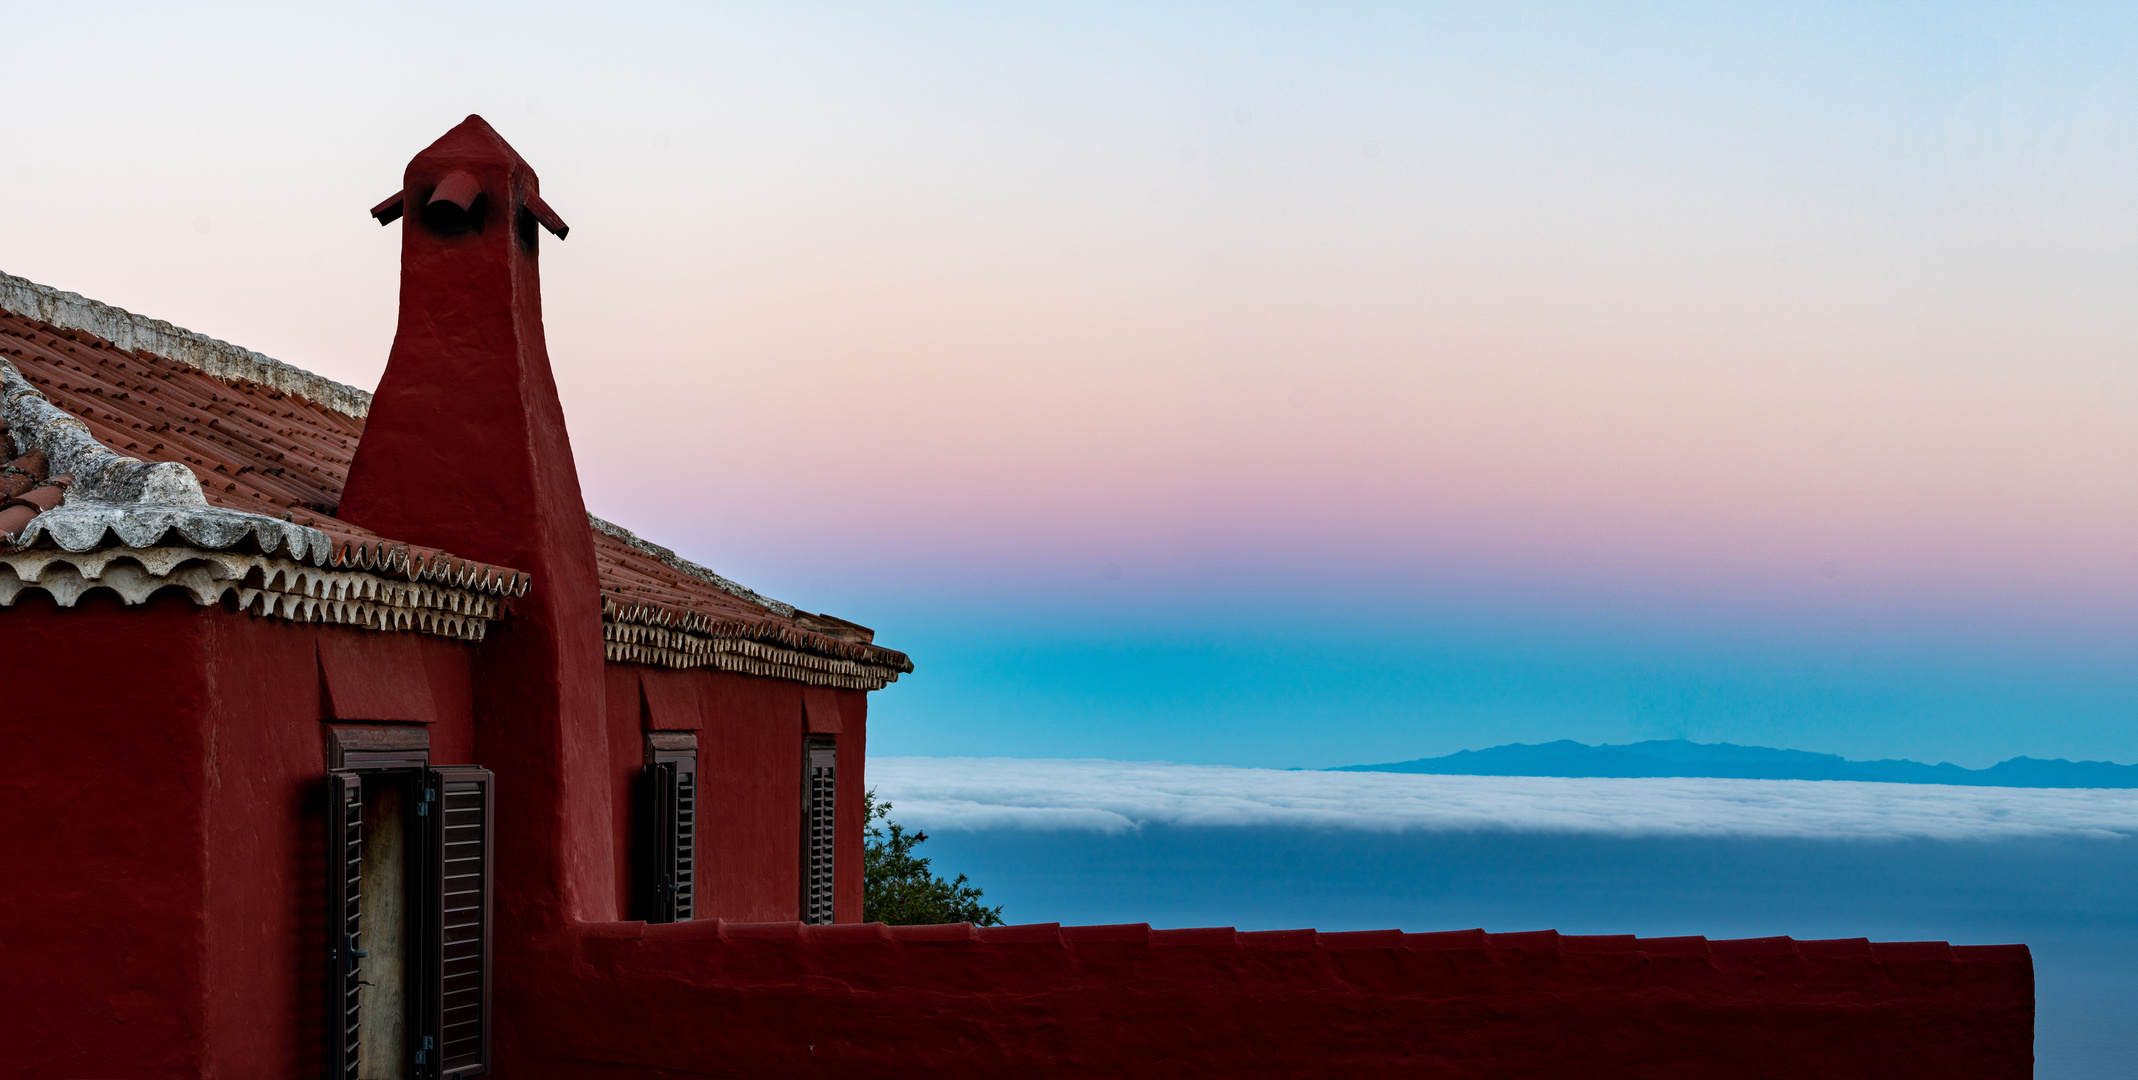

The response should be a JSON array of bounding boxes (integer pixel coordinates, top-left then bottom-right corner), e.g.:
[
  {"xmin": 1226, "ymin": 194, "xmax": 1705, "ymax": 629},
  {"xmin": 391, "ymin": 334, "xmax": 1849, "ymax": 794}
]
[
  {"xmin": 344, "ymin": 115, "xmax": 581, "ymax": 570},
  {"xmin": 341, "ymin": 117, "xmax": 615, "ymax": 1020}
]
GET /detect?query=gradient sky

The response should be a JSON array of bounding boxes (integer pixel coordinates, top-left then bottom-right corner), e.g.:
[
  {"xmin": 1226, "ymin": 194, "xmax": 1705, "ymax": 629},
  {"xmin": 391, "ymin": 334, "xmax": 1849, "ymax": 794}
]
[{"xmin": 6, "ymin": 3, "xmax": 2138, "ymax": 767}]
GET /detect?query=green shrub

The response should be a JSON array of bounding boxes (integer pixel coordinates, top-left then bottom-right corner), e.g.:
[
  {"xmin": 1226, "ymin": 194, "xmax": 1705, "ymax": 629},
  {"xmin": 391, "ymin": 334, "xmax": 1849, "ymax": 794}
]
[{"xmin": 862, "ymin": 789, "xmax": 1005, "ymax": 927}]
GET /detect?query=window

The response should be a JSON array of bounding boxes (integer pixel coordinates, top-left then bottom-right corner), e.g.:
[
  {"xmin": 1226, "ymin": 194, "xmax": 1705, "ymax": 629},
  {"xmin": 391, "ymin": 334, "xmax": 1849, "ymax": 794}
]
[
  {"xmin": 638, "ymin": 733, "xmax": 698, "ymax": 923},
  {"xmin": 327, "ymin": 732, "xmax": 493, "ymax": 1080},
  {"xmin": 803, "ymin": 736, "xmax": 837, "ymax": 925}
]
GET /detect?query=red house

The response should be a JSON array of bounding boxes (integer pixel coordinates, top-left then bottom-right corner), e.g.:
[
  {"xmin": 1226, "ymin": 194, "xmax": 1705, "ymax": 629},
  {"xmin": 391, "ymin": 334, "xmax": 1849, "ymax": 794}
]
[{"xmin": 0, "ymin": 118, "xmax": 2033, "ymax": 1079}]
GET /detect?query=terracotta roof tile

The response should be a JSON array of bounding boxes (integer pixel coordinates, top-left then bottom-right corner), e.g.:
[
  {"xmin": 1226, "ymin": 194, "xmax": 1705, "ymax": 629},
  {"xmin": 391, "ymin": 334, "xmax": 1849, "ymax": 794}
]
[
  {"xmin": 0, "ymin": 312, "xmax": 359, "ymax": 522},
  {"xmin": 0, "ymin": 463, "xmax": 71, "ymax": 538},
  {"xmin": 0, "ymin": 505, "xmax": 37, "ymax": 539},
  {"xmin": 8, "ymin": 479, "xmax": 71, "ymax": 513},
  {"xmin": 593, "ymin": 522, "xmax": 912, "ymax": 674},
  {"xmin": 5, "ymin": 448, "xmax": 49, "ymax": 485}
]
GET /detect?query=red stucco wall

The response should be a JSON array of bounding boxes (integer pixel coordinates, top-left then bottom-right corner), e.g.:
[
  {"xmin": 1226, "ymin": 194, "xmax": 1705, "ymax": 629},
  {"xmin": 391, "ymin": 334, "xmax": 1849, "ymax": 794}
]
[
  {"xmin": 0, "ymin": 593, "xmax": 2034, "ymax": 1080},
  {"xmin": 604, "ymin": 662, "xmax": 644, "ymax": 919},
  {"xmin": 525, "ymin": 922, "xmax": 2033, "ymax": 1079},
  {"xmin": 201, "ymin": 616, "xmax": 479, "ymax": 1079},
  {"xmin": 605, "ymin": 663, "xmax": 869, "ymax": 924},
  {"xmin": 0, "ymin": 589, "xmax": 880, "ymax": 1079},
  {"xmin": 0, "ymin": 592, "xmax": 214, "ymax": 1079},
  {"xmin": 0, "ymin": 593, "xmax": 487, "ymax": 1079},
  {"xmin": 834, "ymin": 688, "xmax": 867, "ymax": 925}
]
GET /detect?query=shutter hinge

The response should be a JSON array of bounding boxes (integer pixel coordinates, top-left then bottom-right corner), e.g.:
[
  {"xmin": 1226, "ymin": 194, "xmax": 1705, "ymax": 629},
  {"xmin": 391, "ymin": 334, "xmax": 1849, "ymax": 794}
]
[
  {"xmin": 419, "ymin": 786, "xmax": 436, "ymax": 816},
  {"xmin": 415, "ymin": 1035, "xmax": 433, "ymax": 1064}
]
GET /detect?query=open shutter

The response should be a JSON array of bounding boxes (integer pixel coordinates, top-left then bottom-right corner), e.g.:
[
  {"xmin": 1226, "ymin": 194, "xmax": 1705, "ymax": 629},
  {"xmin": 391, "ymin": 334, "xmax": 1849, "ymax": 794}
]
[
  {"xmin": 643, "ymin": 760, "xmax": 679, "ymax": 921},
  {"xmin": 327, "ymin": 771, "xmax": 365, "ymax": 1080},
  {"xmin": 804, "ymin": 738, "xmax": 836, "ymax": 925},
  {"xmin": 672, "ymin": 756, "xmax": 696, "ymax": 921},
  {"xmin": 422, "ymin": 767, "xmax": 493, "ymax": 1079},
  {"xmin": 641, "ymin": 746, "xmax": 698, "ymax": 923}
]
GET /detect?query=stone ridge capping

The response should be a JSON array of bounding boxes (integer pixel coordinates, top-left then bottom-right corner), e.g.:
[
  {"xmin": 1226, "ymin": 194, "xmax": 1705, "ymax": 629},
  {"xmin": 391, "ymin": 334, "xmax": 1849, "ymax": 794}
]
[
  {"xmin": 589, "ymin": 514, "xmax": 797, "ymax": 617},
  {"xmin": 0, "ymin": 270, "xmax": 374, "ymax": 419},
  {"xmin": 0, "ymin": 347, "xmax": 351, "ymax": 563},
  {"xmin": 0, "ymin": 359, "xmax": 205, "ymax": 505}
]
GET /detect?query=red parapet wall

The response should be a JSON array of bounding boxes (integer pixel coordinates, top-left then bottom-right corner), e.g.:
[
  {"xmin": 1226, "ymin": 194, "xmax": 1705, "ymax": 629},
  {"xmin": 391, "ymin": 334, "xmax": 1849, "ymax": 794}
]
[{"xmin": 519, "ymin": 920, "xmax": 2033, "ymax": 1079}]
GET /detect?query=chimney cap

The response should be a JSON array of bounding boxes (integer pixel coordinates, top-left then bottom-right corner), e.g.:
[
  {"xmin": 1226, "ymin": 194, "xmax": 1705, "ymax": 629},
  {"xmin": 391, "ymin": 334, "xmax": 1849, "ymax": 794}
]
[{"xmin": 366, "ymin": 117, "xmax": 568, "ymax": 237}]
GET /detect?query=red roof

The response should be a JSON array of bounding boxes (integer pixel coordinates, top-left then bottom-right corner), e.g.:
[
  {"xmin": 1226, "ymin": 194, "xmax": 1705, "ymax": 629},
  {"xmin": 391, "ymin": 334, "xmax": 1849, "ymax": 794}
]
[
  {"xmin": 0, "ymin": 275, "xmax": 910, "ymax": 685},
  {"xmin": 0, "ymin": 308, "xmax": 524, "ymax": 594}
]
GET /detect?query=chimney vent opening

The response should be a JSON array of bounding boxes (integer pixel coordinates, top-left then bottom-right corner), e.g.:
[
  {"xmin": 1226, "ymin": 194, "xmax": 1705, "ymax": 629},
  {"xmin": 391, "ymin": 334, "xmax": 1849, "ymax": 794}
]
[
  {"xmin": 422, "ymin": 171, "xmax": 487, "ymax": 236},
  {"xmin": 516, "ymin": 205, "xmax": 540, "ymax": 253}
]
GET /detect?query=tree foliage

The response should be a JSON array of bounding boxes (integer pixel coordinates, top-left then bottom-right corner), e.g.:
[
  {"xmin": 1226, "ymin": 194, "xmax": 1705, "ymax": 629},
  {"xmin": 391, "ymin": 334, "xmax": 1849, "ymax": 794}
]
[{"xmin": 862, "ymin": 789, "xmax": 1004, "ymax": 927}]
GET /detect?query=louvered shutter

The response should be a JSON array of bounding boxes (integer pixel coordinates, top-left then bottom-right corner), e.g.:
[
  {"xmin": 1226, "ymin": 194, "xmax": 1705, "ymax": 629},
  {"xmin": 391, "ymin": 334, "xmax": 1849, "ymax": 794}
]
[
  {"xmin": 327, "ymin": 771, "xmax": 365, "ymax": 1080},
  {"xmin": 671, "ymin": 756, "xmax": 696, "ymax": 920},
  {"xmin": 643, "ymin": 760, "xmax": 678, "ymax": 921},
  {"xmin": 804, "ymin": 739, "xmax": 836, "ymax": 925},
  {"xmin": 641, "ymin": 748, "xmax": 698, "ymax": 923},
  {"xmin": 422, "ymin": 767, "xmax": 493, "ymax": 1079}
]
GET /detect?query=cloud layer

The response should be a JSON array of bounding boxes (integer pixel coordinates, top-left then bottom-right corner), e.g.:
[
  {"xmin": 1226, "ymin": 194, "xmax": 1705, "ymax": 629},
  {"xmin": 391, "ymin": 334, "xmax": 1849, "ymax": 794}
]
[{"xmin": 869, "ymin": 757, "xmax": 2138, "ymax": 842}]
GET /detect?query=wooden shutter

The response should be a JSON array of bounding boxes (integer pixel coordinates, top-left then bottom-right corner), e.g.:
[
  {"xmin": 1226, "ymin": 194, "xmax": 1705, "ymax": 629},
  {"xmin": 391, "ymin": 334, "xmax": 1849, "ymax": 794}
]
[
  {"xmin": 672, "ymin": 756, "xmax": 696, "ymax": 921},
  {"xmin": 422, "ymin": 767, "xmax": 493, "ymax": 1079},
  {"xmin": 803, "ymin": 738, "xmax": 836, "ymax": 925},
  {"xmin": 641, "ymin": 741, "xmax": 698, "ymax": 923},
  {"xmin": 326, "ymin": 771, "xmax": 365, "ymax": 1080},
  {"xmin": 644, "ymin": 760, "xmax": 678, "ymax": 921}
]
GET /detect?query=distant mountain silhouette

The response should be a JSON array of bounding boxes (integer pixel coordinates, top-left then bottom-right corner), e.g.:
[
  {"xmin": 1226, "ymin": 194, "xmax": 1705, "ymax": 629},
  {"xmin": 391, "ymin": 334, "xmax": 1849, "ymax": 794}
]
[{"xmin": 1332, "ymin": 739, "xmax": 2138, "ymax": 788}]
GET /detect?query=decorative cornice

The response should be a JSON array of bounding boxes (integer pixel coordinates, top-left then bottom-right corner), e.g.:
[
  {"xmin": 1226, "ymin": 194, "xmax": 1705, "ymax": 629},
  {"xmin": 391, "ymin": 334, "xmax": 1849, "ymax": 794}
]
[
  {"xmin": 0, "ymin": 546, "xmax": 504, "ymax": 640},
  {"xmin": 604, "ymin": 594, "xmax": 911, "ymax": 668},
  {"xmin": 602, "ymin": 628, "xmax": 907, "ymax": 690}
]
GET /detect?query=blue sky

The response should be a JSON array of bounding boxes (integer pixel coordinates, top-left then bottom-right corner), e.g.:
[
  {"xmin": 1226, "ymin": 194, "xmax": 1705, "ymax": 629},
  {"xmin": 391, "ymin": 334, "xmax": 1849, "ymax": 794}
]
[{"xmin": 855, "ymin": 576, "xmax": 2138, "ymax": 768}]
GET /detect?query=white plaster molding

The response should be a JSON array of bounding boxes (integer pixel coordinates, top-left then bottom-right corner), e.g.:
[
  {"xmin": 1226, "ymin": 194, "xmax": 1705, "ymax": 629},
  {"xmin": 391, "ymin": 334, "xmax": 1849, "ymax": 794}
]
[{"xmin": 0, "ymin": 546, "xmax": 502, "ymax": 640}]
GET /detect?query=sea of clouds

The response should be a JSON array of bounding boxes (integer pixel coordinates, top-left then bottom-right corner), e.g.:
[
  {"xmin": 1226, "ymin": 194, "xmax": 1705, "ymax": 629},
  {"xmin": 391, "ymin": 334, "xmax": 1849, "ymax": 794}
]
[{"xmin": 867, "ymin": 757, "xmax": 2138, "ymax": 842}]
